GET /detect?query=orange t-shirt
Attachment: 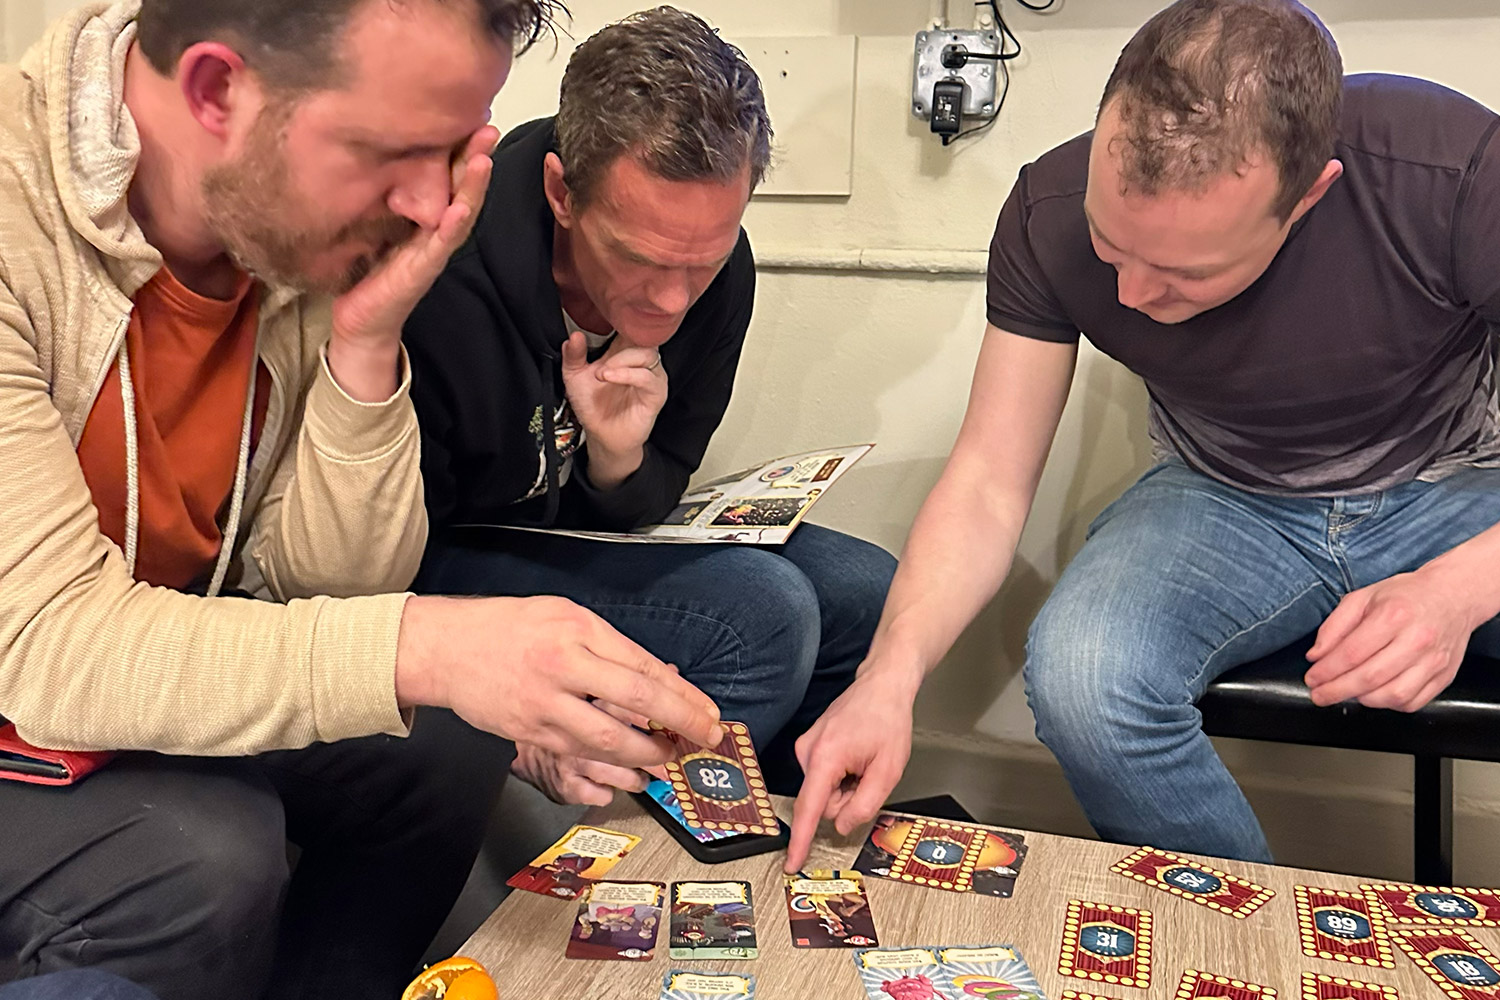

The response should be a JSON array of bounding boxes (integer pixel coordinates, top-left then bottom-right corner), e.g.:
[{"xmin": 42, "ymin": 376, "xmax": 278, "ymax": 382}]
[{"xmin": 77, "ymin": 267, "xmax": 272, "ymax": 591}]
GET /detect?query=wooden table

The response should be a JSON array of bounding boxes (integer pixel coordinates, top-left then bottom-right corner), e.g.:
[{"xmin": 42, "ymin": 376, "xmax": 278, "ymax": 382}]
[{"xmin": 460, "ymin": 796, "xmax": 1483, "ymax": 999}]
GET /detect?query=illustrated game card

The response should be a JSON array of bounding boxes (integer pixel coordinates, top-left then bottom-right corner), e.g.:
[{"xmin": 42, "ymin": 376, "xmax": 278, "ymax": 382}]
[
  {"xmin": 669, "ymin": 881, "xmax": 758, "ymax": 960},
  {"xmin": 505, "ymin": 824, "xmax": 641, "ymax": 900},
  {"xmin": 853, "ymin": 947, "xmax": 953, "ymax": 1000},
  {"xmin": 885, "ymin": 818, "xmax": 987, "ymax": 893},
  {"xmin": 565, "ymin": 880, "xmax": 666, "ymax": 961},
  {"xmin": 1111, "ymin": 847, "xmax": 1274, "ymax": 918},
  {"xmin": 1363, "ymin": 885, "xmax": 1500, "ymax": 927},
  {"xmin": 939, "ymin": 945, "xmax": 1046, "ymax": 1000},
  {"xmin": 1175, "ymin": 970, "xmax": 1277, "ymax": 1000},
  {"xmin": 653, "ymin": 721, "xmax": 779, "ymax": 836},
  {"xmin": 785, "ymin": 870, "xmax": 879, "ymax": 949},
  {"xmin": 1295, "ymin": 886, "xmax": 1396, "ymax": 968},
  {"xmin": 659, "ymin": 971, "xmax": 756, "ymax": 1000},
  {"xmin": 853, "ymin": 812, "xmax": 1029, "ymax": 898},
  {"xmin": 1302, "ymin": 972, "xmax": 1400, "ymax": 1000},
  {"xmin": 1059, "ymin": 900, "xmax": 1153, "ymax": 988},
  {"xmin": 1392, "ymin": 929, "xmax": 1500, "ymax": 1000}
]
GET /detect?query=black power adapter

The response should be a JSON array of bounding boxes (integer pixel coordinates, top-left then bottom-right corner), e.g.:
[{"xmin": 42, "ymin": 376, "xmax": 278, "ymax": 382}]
[{"xmin": 930, "ymin": 79, "xmax": 966, "ymax": 144}]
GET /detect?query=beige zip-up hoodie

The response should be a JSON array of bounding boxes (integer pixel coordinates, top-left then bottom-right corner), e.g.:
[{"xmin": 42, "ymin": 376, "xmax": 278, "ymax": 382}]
[{"xmin": 0, "ymin": 1, "xmax": 424, "ymax": 755}]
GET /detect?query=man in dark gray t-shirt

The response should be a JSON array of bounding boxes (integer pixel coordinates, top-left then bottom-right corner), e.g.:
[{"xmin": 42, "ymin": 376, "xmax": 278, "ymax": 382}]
[{"xmin": 787, "ymin": 0, "xmax": 1500, "ymax": 866}]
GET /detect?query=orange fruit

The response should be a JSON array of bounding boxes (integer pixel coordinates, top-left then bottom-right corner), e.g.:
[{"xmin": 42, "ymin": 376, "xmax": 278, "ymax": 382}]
[{"xmin": 401, "ymin": 957, "xmax": 497, "ymax": 1000}]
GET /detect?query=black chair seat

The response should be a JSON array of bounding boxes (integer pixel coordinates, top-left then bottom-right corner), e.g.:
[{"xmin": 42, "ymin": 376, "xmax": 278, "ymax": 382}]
[
  {"xmin": 1197, "ymin": 635, "xmax": 1500, "ymax": 883},
  {"xmin": 1200, "ymin": 639, "xmax": 1500, "ymax": 762}
]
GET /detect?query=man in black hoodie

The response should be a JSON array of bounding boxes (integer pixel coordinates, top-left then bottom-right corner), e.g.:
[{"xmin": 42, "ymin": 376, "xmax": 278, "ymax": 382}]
[{"xmin": 403, "ymin": 8, "xmax": 896, "ymax": 807}]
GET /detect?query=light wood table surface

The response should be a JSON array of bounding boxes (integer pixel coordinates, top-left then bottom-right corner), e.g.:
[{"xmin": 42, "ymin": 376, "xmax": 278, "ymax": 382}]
[{"xmin": 460, "ymin": 796, "xmax": 1477, "ymax": 999}]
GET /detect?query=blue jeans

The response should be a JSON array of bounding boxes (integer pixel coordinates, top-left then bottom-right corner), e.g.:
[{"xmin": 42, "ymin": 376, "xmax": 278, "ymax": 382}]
[
  {"xmin": 414, "ymin": 523, "xmax": 896, "ymax": 789},
  {"xmin": 1025, "ymin": 459, "xmax": 1500, "ymax": 863},
  {"xmin": 0, "ymin": 972, "xmax": 159, "ymax": 1000}
]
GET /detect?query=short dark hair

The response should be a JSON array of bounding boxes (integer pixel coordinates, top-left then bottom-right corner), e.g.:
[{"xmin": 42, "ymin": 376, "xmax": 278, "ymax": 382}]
[
  {"xmin": 1099, "ymin": 0, "xmax": 1343, "ymax": 221},
  {"xmin": 555, "ymin": 6, "xmax": 773, "ymax": 208},
  {"xmin": 137, "ymin": 0, "xmax": 564, "ymax": 92}
]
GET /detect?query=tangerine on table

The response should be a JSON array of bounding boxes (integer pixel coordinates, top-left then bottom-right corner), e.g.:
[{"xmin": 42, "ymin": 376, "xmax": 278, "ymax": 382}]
[{"xmin": 400, "ymin": 957, "xmax": 498, "ymax": 1000}]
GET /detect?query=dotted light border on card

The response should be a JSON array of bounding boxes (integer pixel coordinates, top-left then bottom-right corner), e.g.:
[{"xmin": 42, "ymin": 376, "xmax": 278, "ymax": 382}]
[
  {"xmin": 1361, "ymin": 884, "xmax": 1500, "ymax": 927},
  {"xmin": 1300, "ymin": 970, "xmax": 1401, "ymax": 1000},
  {"xmin": 1392, "ymin": 928, "xmax": 1500, "ymax": 1000},
  {"xmin": 889, "ymin": 818, "xmax": 986, "ymax": 891},
  {"xmin": 1063, "ymin": 990, "xmax": 1132, "ymax": 1000},
  {"xmin": 1109, "ymin": 846, "xmax": 1276, "ymax": 918},
  {"xmin": 1059, "ymin": 900, "xmax": 1154, "ymax": 988},
  {"xmin": 663, "ymin": 722, "xmax": 778, "ymax": 836},
  {"xmin": 1294, "ymin": 886, "xmax": 1397, "ymax": 968},
  {"xmin": 1176, "ymin": 970, "xmax": 1278, "ymax": 1000}
]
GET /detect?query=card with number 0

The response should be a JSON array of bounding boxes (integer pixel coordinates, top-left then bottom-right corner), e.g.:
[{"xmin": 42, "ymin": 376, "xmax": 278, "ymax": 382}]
[{"xmin": 653, "ymin": 721, "xmax": 779, "ymax": 836}]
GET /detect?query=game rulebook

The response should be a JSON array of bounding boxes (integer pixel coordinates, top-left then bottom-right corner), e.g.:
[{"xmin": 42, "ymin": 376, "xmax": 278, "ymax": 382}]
[{"xmin": 460, "ymin": 444, "xmax": 873, "ymax": 546}]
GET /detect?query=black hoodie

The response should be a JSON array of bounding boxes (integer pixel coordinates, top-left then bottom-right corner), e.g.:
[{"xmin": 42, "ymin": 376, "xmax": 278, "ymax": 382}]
[{"xmin": 404, "ymin": 118, "xmax": 755, "ymax": 532}]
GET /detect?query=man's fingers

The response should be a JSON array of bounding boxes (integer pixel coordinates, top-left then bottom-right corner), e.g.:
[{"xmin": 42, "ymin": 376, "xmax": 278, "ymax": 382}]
[
  {"xmin": 578, "ymin": 758, "xmax": 651, "ymax": 794},
  {"xmin": 1309, "ymin": 631, "xmax": 1419, "ymax": 706},
  {"xmin": 597, "ymin": 367, "xmax": 660, "ymax": 389},
  {"xmin": 559, "ymin": 330, "xmax": 591, "ymax": 376},
  {"xmin": 548, "ymin": 697, "xmax": 676, "ymax": 769},
  {"xmin": 786, "ymin": 761, "xmax": 841, "ymax": 873},
  {"xmin": 1306, "ymin": 590, "xmax": 1372, "ymax": 667},
  {"xmin": 835, "ymin": 754, "xmax": 904, "ymax": 836},
  {"xmin": 595, "ymin": 699, "xmax": 651, "ymax": 730},
  {"xmin": 580, "ymin": 630, "xmax": 721, "ymax": 747}
]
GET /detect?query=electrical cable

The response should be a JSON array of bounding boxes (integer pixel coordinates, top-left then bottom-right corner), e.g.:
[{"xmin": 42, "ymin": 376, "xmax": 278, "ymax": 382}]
[{"xmin": 942, "ymin": 0, "xmax": 1058, "ymax": 145}]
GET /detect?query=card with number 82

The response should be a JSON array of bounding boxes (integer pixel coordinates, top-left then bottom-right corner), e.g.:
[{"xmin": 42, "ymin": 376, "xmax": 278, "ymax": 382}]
[{"xmin": 653, "ymin": 721, "xmax": 779, "ymax": 836}]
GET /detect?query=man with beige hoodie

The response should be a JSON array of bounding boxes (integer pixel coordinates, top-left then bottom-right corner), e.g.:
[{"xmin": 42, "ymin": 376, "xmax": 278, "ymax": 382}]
[{"xmin": 0, "ymin": 0, "xmax": 724, "ymax": 997}]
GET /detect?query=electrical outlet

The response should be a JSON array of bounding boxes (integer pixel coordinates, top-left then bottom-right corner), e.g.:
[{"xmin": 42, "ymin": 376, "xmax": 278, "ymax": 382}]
[{"xmin": 911, "ymin": 28, "xmax": 1001, "ymax": 121}]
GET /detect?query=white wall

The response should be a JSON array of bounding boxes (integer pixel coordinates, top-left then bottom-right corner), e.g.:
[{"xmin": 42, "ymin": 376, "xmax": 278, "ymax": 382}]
[{"xmin": 11, "ymin": 0, "xmax": 1500, "ymax": 878}]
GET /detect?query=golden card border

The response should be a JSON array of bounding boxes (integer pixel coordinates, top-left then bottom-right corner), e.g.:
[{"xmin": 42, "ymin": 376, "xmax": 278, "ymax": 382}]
[
  {"xmin": 1059, "ymin": 899, "xmax": 1154, "ymax": 988},
  {"xmin": 1392, "ymin": 928, "xmax": 1500, "ymax": 1000},
  {"xmin": 888, "ymin": 818, "xmax": 986, "ymax": 892},
  {"xmin": 663, "ymin": 722, "xmax": 778, "ymax": 836},
  {"xmin": 1362, "ymin": 884, "xmax": 1500, "ymax": 927},
  {"xmin": 1177, "ymin": 970, "xmax": 1278, "ymax": 1000},
  {"xmin": 1295, "ymin": 885, "xmax": 1397, "ymax": 968},
  {"xmin": 1300, "ymin": 971, "xmax": 1401, "ymax": 1000},
  {"xmin": 1110, "ymin": 846, "xmax": 1275, "ymax": 918}
]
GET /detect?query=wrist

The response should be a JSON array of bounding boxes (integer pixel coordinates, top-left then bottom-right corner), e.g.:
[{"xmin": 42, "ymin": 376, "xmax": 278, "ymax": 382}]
[
  {"xmin": 856, "ymin": 635, "xmax": 928, "ymax": 703},
  {"xmin": 1416, "ymin": 552, "xmax": 1500, "ymax": 631},
  {"xmin": 327, "ymin": 328, "xmax": 402, "ymax": 403},
  {"xmin": 395, "ymin": 596, "xmax": 452, "ymax": 709},
  {"xmin": 585, "ymin": 442, "xmax": 645, "ymax": 490}
]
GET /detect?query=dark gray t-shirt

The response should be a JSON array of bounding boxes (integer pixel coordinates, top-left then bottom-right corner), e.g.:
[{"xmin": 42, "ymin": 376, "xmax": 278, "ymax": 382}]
[{"xmin": 988, "ymin": 73, "xmax": 1500, "ymax": 496}]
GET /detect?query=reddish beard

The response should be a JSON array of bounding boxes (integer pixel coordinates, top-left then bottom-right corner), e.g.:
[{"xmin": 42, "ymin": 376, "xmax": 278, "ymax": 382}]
[{"xmin": 201, "ymin": 102, "xmax": 417, "ymax": 295}]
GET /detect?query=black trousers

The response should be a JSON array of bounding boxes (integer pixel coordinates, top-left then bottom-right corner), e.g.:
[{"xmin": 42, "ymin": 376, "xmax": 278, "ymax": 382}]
[{"xmin": 0, "ymin": 709, "xmax": 513, "ymax": 1000}]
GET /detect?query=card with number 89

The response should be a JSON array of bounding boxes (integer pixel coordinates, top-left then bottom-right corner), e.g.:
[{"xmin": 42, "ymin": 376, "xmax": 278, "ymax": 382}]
[{"xmin": 653, "ymin": 721, "xmax": 779, "ymax": 837}]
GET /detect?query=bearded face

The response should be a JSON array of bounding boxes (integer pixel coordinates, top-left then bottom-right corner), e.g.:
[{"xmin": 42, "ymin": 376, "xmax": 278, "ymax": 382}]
[{"xmin": 201, "ymin": 100, "xmax": 417, "ymax": 295}]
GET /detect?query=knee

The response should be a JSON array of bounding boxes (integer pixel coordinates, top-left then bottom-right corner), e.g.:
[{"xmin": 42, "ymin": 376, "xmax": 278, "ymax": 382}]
[
  {"xmin": 1023, "ymin": 598, "xmax": 1170, "ymax": 759},
  {"xmin": 718, "ymin": 551, "xmax": 823, "ymax": 667},
  {"xmin": 146, "ymin": 781, "xmax": 288, "ymax": 955}
]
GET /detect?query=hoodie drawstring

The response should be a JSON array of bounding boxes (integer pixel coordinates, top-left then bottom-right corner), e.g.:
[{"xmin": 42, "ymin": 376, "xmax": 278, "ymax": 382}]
[
  {"xmin": 538, "ymin": 353, "xmax": 563, "ymax": 527},
  {"xmin": 115, "ymin": 335, "xmax": 256, "ymax": 597}
]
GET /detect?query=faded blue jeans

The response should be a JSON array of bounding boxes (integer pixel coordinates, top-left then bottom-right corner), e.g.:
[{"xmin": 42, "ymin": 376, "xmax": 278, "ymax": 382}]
[
  {"xmin": 414, "ymin": 523, "xmax": 896, "ymax": 790},
  {"xmin": 0, "ymin": 971, "xmax": 159, "ymax": 1000},
  {"xmin": 1025, "ymin": 459, "xmax": 1500, "ymax": 863}
]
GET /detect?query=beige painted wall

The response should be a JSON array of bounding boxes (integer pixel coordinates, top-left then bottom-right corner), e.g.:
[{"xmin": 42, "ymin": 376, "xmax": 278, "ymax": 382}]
[{"xmin": 10, "ymin": 0, "xmax": 1500, "ymax": 878}]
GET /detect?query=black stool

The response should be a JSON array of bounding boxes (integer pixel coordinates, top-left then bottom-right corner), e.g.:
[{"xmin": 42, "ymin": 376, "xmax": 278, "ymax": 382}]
[{"xmin": 1198, "ymin": 637, "xmax": 1500, "ymax": 884}]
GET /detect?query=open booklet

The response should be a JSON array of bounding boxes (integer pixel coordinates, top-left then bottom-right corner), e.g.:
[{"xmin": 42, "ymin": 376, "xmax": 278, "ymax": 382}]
[{"xmin": 462, "ymin": 444, "xmax": 873, "ymax": 546}]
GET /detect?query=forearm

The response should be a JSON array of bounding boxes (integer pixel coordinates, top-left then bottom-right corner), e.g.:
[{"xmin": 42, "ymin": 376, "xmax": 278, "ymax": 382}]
[
  {"xmin": 1418, "ymin": 518, "xmax": 1500, "ymax": 627},
  {"xmin": 860, "ymin": 459, "xmax": 1030, "ymax": 696},
  {"xmin": 583, "ymin": 441, "xmax": 645, "ymax": 491},
  {"xmin": 252, "ymin": 352, "xmax": 427, "ymax": 599},
  {"xmin": 325, "ymin": 332, "xmax": 402, "ymax": 403}
]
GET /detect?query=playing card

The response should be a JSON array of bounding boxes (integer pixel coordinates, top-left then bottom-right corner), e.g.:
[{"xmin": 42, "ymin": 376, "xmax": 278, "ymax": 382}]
[
  {"xmin": 669, "ymin": 881, "xmax": 757, "ymax": 960},
  {"xmin": 853, "ymin": 947, "xmax": 953, "ymax": 1000},
  {"xmin": 785, "ymin": 870, "xmax": 879, "ymax": 949},
  {"xmin": 1059, "ymin": 900, "xmax": 1153, "ymax": 988},
  {"xmin": 506, "ymin": 824, "xmax": 642, "ymax": 900},
  {"xmin": 654, "ymin": 721, "xmax": 779, "ymax": 836},
  {"xmin": 565, "ymin": 880, "xmax": 666, "ymax": 961},
  {"xmin": 1111, "ymin": 847, "xmax": 1274, "ymax": 918},
  {"xmin": 939, "ymin": 945, "xmax": 1046, "ymax": 1000},
  {"xmin": 659, "ymin": 971, "xmax": 756, "ymax": 1000},
  {"xmin": 1063, "ymin": 991, "xmax": 1131, "ymax": 1000},
  {"xmin": 886, "ymin": 818, "xmax": 987, "ymax": 893},
  {"xmin": 1175, "ymin": 970, "xmax": 1277, "ymax": 1000},
  {"xmin": 1392, "ymin": 929, "xmax": 1500, "ymax": 1000},
  {"xmin": 1363, "ymin": 885, "xmax": 1500, "ymax": 926},
  {"xmin": 853, "ymin": 812, "xmax": 1029, "ymax": 898},
  {"xmin": 1295, "ymin": 886, "xmax": 1395, "ymax": 968},
  {"xmin": 1302, "ymin": 972, "xmax": 1400, "ymax": 1000}
]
